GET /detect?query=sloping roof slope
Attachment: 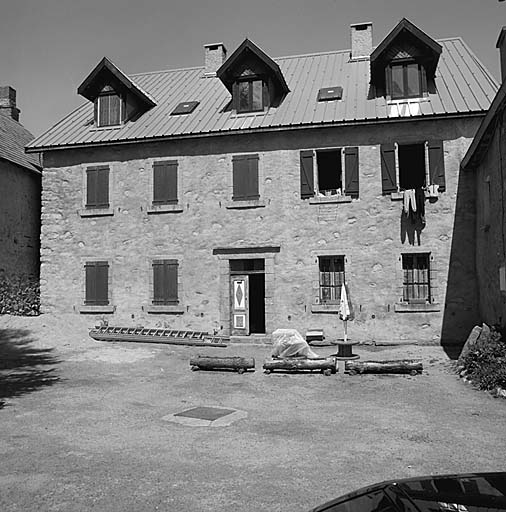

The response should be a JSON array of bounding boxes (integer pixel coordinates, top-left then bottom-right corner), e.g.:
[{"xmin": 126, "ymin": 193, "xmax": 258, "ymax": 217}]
[
  {"xmin": 27, "ymin": 37, "xmax": 498, "ymax": 152},
  {"xmin": 0, "ymin": 114, "xmax": 40, "ymax": 172}
]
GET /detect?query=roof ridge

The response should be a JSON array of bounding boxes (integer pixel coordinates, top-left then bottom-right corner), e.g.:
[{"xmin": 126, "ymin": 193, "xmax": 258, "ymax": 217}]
[{"xmin": 131, "ymin": 65, "xmax": 203, "ymax": 77}]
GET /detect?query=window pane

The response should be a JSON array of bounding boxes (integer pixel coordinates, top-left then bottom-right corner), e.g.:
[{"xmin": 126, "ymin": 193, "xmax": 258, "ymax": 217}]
[
  {"xmin": 391, "ymin": 64, "xmax": 404, "ymax": 98},
  {"xmin": 238, "ymin": 82, "xmax": 250, "ymax": 111},
  {"xmin": 251, "ymin": 80, "xmax": 263, "ymax": 110},
  {"xmin": 406, "ymin": 63, "xmax": 421, "ymax": 97}
]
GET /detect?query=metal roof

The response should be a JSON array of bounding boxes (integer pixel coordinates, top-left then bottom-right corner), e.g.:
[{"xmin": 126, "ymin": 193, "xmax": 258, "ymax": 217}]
[
  {"xmin": 0, "ymin": 114, "xmax": 40, "ymax": 171},
  {"xmin": 27, "ymin": 37, "xmax": 499, "ymax": 152}
]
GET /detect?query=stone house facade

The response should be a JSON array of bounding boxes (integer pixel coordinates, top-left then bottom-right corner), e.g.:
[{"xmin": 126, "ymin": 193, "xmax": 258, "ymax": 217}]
[
  {"xmin": 0, "ymin": 86, "xmax": 41, "ymax": 279},
  {"xmin": 27, "ymin": 19, "xmax": 498, "ymax": 347},
  {"xmin": 461, "ymin": 27, "xmax": 506, "ymax": 332}
]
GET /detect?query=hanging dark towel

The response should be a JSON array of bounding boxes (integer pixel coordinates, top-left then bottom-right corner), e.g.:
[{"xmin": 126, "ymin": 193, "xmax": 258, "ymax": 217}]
[{"xmin": 415, "ymin": 187, "xmax": 425, "ymax": 225}]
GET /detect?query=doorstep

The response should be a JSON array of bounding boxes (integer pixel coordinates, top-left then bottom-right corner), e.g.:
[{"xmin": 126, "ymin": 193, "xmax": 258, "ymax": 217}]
[{"xmin": 230, "ymin": 334, "xmax": 272, "ymax": 345}]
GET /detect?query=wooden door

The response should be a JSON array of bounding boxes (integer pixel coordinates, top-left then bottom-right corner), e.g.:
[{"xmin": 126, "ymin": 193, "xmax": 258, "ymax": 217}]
[{"xmin": 231, "ymin": 275, "xmax": 249, "ymax": 335}]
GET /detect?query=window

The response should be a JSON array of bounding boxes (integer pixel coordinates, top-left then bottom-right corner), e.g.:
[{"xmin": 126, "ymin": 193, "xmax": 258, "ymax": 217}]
[
  {"xmin": 381, "ymin": 140, "xmax": 445, "ymax": 195},
  {"xmin": 402, "ymin": 253, "xmax": 431, "ymax": 303},
  {"xmin": 86, "ymin": 166, "xmax": 109, "ymax": 209},
  {"xmin": 319, "ymin": 256, "xmax": 345, "ymax": 304},
  {"xmin": 300, "ymin": 148, "xmax": 359, "ymax": 199},
  {"xmin": 152, "ymin": 260, "xmax": 178, "ymax": 305},
  {"xmin": 235, "ymin": 78, "xmax": 264, "ymax": 113},
  {"xmin": 232, "ymin": 154, "xmax": 259, "ymax": 201},
  {"xmin": 387, "ymin": 61, "xmax": 426, "ymax": 100},
  {"xmin": 153, "ymin": 161, "xmax": 178, "ymax": 205},
  {"xmin": 96, "ymin": 86, "xmax": 123, "ymax": 127},
  {"xmin": 85, "ymin": 261, "xmax": 109, "ymax": 305}
]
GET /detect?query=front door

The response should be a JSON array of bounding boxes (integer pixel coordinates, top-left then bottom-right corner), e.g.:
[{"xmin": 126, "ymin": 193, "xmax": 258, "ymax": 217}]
[{"xmin": 231, "ymin": 275, "xmax": 249, "ymax": 335}]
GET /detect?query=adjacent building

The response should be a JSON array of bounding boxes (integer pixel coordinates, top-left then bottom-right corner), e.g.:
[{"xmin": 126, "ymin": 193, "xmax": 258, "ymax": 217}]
[
  {"xmin": 0, "ymin": 86, "xmax": 41, "ymax": 279},
  {"xmin": 26, "ymin": 19, "xmax": 498, "ymax": 347},
  {"xmin": 461, "ymin": 27, "xmax": 506, "ymax": 332}
]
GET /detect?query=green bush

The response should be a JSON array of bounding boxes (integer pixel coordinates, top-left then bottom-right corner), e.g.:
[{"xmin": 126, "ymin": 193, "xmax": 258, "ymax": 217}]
[
  {"xmin": 460, "ymin": 330, "xmax": 506, "ymax": 391},
  {"xmin": 0, "ymin": 274, "xmax": 40, "ymax": 316}
]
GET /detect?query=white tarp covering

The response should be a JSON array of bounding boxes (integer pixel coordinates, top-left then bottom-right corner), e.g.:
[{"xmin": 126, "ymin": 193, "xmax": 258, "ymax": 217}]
[{"xmin": 271, "ymin": 328, "xmax": 320, "ymax": 359}]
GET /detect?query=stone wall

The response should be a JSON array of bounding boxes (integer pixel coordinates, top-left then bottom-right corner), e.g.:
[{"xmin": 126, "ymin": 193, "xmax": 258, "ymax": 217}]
[
  {"xmin": 0, "ymin": 160, "xmax": 41, "ymax": 277},
  {"xmin": 41, "ymin": 117, "xmax": 480, "ymax": 345},
  {"xmin": 474, "ymin": 107, "xmax": 506, "ymax": 329}
]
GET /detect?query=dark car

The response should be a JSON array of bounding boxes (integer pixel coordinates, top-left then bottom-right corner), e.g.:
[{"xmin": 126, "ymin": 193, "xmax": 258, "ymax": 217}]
[{"xmin": 310, "ymin": 472, "xmax": 506, "ymax": 512}]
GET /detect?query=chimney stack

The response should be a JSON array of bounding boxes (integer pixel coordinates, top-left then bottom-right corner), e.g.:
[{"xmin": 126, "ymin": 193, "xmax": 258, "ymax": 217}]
[
  {"xmin": 496, "ymin": 27, "xmax": 506, "ymax": 83},
  {"xmin": 204, "ymin": 43, "xmax": 227, "ymax": 77},
  {"xmin": 0, "ymin": 86, "xmax": 20, "ymax": 121},
  {"xmin": 350, "ymin": 22, "xmax": 373, "ymax": 61}
]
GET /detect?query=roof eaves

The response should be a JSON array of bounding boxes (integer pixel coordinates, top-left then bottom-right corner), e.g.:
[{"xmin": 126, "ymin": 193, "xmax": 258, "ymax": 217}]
[{"xmin": 461, "ymin": 80, "xmax": 506, "ymax": 170}]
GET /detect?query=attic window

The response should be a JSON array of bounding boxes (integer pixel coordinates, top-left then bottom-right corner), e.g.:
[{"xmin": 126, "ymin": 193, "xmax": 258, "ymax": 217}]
[
  {"xmin": 96, "ymin": 86, "xmax": 123, "ymax": 127},
  {"xmin": 235, "ymin": 78, "xmax": 265, "ymax": 113},
  {"xmin": 317, "ymin": 86, "xmax": 343, "ymax": 102},
  {"xmin": 171, "ymin": 101, "xmax": 199, "ymax": 115}
]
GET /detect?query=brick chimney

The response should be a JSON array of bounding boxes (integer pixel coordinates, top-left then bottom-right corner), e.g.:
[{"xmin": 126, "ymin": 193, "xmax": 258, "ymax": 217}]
[
  {"xmin": 0, "ymin": 86, "xmax": 20, "ymax": 121},
  {"xmin": 350, "ymin": 22, "xmax": 373, "ymax": 61},
  {"xmin": 496, "ymin": 27, "xmax": 506, "ymax": 83},
  {"xmin": 203, "ymin": 43, "xmax": 227, "ymax": 76}
]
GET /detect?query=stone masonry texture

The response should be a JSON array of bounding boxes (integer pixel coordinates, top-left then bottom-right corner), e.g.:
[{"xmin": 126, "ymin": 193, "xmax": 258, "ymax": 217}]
[{"xmin": 41, "ymin": 117, "xmax": 481, "ymax": 346}]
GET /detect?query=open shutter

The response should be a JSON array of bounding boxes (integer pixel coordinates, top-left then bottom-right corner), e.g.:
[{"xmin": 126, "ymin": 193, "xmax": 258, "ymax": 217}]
[
  {"xmin": 233, "ymin": 155, "xmax": 259, "ymax": 200},
  {"xmin": 153, "ymin": 161, "xmax": 178, "ymax": 204},
  {"xmin": 96, "ymin": 167, "xmax": 109, "ymax": 208},
  {"xmin": 344, "ymin": 147, "xmax": 359, "ymax": 198},
  {"xmin": 428, "ymin": 140, "xmax": 445, "ymax": 192},
  {"xmin": 381, "ymin": 143, "xmax": 397, "ymax": 194},
  {"xmin": 300, "ymin": 150, "xmax": 314, "ymax": 199}
]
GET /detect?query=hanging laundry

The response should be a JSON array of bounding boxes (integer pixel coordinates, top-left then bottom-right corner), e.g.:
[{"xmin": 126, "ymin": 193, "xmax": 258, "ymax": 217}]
[
  {"xmin": 428, "ymin": 184, "xmax": 439, "ymax": 197},
  {"xmin": 403, "ymin": 189, "xmax": 417, "ymax": 214},
  {"xmin": 415, "ymin": 187, "xmax": 426, "ymax": 225}
]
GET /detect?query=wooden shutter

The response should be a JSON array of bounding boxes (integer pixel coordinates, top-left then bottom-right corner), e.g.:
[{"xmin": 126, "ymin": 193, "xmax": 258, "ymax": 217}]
[
  {"xmin": 85, "ymin": 261, "xmax": 109, "ymax": 305},
  {"xmin": 86, "ymin": 169, "xmax": 98, "ymax": 207},
  {"xmin": 344, "ymin": 147, "xmax": 359, "ymax": 198},
  {"xmin": 300, "ymin": 150, "xmax": 315, "ymax": 199},
  {"xmin": 233, "ymin": 155, "xmax": 259, "ymax": 200},
  {"xmin": 153, "ymin": 260, "xmax": 178, "ymax": 304},
  {"xmin": 428, "ymin": 140, "xmax": 445, "ymax": 192},
  {"xmin": 381, "ymin": 143, "xmax": 397, "ymax": 194},
  {"xmin": 96, "ymin": 167, "xmax": 109, "ymax": 208},
  {"xmin": 153, "ymin": 161, "xmax": 178, "ymax": 204}
]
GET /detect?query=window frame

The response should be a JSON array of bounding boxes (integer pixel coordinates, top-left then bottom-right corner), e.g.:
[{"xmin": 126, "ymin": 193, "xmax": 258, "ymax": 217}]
[
  {"xmin": 85, "ymin": 165, "xmax": 110, "ymax": 210},
  {"xmin": 152, "ymin": 259, "xmax": 179, "ymax": 306},
  {"xmin": 234, "ymin": 76, "xmax": 266, "ymax": 113},
  {"xmin": 401, "ymin": 252, "xmax": 431, "ymax": 304},
  {"xmin": 315, "ymin": 148, "xmax": 345, "ymax": 197},
  {"xmin": 386, "ymin": 60, "xmax": 427, "ymax": 100},
  {"xmin": 96, "ymin": 89, "xmax": 124, "ymax": 128},
  {"xmin": 318, "ymin": 255, "xmax": 346, "ymax": 305},
  {"xmin": 145, "ymin": 257, "xmax": 185, "ymax": 314}
]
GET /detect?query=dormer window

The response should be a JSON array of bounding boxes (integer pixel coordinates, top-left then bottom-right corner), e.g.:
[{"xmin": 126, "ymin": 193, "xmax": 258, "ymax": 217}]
[
  {"xmin": 96, "ymin": 86, "xmax": 123, "ymax": 127},
  {"xmin": 388, "ymin": 61, "xmax": 426, "ymax": 100},
  {"xmin": 236, "ymin": 77, "xmax": 264, "ymax": 113}
]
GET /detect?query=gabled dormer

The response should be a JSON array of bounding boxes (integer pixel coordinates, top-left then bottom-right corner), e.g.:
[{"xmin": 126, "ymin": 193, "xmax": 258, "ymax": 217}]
[
  {"xmin": 77, "ymin": 57, "xmax": 156, "ymax": 128},
  {"xmin": 216, "ymin": 39, "xmax": 289, "ymax": 113},
  {"xmin": 370, "ymin": 18, "xmax": 442, "ymax": 101}
]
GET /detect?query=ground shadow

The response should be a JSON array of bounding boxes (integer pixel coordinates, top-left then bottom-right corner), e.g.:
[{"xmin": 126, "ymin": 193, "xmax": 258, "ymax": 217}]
[{"xmin": 0, "ymin": 328, "xmax": 60, "ymax": 408}]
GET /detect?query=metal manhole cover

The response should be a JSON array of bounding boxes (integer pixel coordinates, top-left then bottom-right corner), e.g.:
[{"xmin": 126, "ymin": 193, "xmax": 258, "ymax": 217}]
[{"xmin": 174, "ymin": 406, "xmax": 236, "ymax": 421}]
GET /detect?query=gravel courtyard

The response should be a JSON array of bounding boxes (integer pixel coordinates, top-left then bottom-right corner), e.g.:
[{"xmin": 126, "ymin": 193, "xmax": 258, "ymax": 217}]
[{"xmin": 0, "ymin": 314, "xmax": 505, "ymax": 512}]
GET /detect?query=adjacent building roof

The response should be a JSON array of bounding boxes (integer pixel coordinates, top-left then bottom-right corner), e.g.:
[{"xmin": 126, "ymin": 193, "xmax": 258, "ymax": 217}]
[
  {"xmin": 0, "ymin": 114, "xmax": 40, "ymax": 172},
  {"xmin": 27, "ymin": 37, "xmax": 498, "ymax": 152}
]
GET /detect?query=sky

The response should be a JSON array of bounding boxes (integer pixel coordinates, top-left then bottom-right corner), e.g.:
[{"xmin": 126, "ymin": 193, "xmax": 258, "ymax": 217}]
[{"xmin": 1, "ymin": 0, "xmax": 505, "ymax": 137}]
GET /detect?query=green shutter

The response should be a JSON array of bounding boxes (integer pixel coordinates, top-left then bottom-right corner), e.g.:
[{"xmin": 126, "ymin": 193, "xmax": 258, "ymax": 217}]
[
  {"xmin": 300, "ymin": 150, "xmax": 314, "ymax": 199},
  {"xmin": 428, "ymin": 140, "xmax": 445, "ymax": 192},
  {"xmin": 344, "ymin": 147, "xmax": 359, "ymax": 199},
  {"xmin": 381, "ymin": 144, "xmax": 397, "ymax": 194},
  {"xmin": 233, "ymin": 155, "xmax": 259, "ymax": 200}
]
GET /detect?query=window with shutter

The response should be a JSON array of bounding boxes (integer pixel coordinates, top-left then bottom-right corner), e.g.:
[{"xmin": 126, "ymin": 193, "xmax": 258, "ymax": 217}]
[
  {"xmin": 152, "ymin": 260, "xmax": 178, "ymax": 305},
  {"xmin": 153, "ymin": 161, "xmax": 178, "ymax": 204},
  {"xmin": 232, "ymin": 154, "xmax": 259, "ymax": 201},
  {"xmin": 428, "ymin": 140, "xmax": 445, "ymax": 192},
  {"xmin": 96, "ymin": 89, "xmax": 123, "ymax": 127},
  {"xmin": 86, "ymin": 166, "xmax": 110, "ymax": 208},
  {"xmin": 381, "ymin": 144, "xmax": 397, "ymax": 194},
  {"xmin": 85, "ymin": 261, "xmax": 109, "ymax": 305}
]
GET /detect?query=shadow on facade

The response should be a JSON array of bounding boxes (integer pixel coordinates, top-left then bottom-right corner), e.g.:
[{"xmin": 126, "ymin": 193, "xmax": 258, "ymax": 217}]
[
  {"xmin": 0, "ymin": 328, "xmax": 59, "ymax": 408},
  {"xmin": 440, "ymin": 167, "xmax": 479, "ymax": 359}
]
